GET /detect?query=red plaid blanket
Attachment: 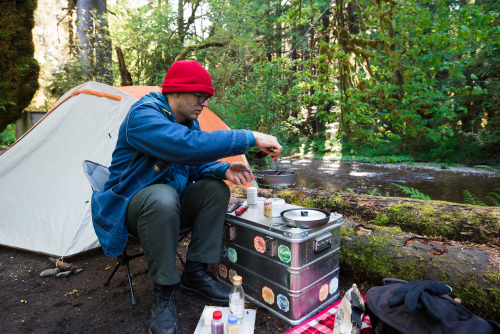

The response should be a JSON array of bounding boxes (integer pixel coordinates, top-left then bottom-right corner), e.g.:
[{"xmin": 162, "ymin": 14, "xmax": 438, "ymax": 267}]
[{"xmin": 283, "ymin": 297, "xmax": 371, "ymax": 334}]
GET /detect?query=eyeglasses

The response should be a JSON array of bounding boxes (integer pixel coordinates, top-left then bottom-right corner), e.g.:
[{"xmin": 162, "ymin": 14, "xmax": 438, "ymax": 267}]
[{"xmin": 193, "ymin": 92, "xmax": 212, "ymax": 105}]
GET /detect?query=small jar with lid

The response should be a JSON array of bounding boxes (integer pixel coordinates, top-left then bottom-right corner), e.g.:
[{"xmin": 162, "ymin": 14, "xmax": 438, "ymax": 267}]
[{"xmin": 226, "ymin": 314, "xmax": 239, "ymax": 334}]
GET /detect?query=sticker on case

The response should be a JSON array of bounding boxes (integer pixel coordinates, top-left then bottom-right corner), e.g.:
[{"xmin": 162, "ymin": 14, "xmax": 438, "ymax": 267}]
[
  {"xmin": 218, "ymin": 264, "xmax": 227, "ymax": 279},
  {"xmin": 228, "ymin": 269, "xmax": 237, "ymax": 282},
  {"xmin": 228, "ymin": 247, "xmax": 237, "ymax": 263},
  {"xmin": 254, "ymin": 236, "xmax": 266, "ymax": 254},
  {"xmin": 221, "ymin": 245, "xmax": 227, "ymax": 258},
  {"xmin": 277, "ymin": 293, "xmax": 289, "ymax": 313},
  {"xmin": 262, "ymin": 286, "xmax": 275, "ymax": 305},
  {"xmin": 277, "ymin": 245, "xmax": 291, "ymax": 263},
  {"xmin": 330, "ymin": 277, "xmax": 339, "ymax": 295},
  {"xmin": 319, "ymin": 283, "xmax": 329, "ymax": 302}
]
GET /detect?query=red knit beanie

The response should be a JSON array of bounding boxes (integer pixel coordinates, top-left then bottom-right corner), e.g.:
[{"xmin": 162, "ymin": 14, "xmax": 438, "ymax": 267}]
[{"xmin": 161, "ymin": 60, "xmax": 214, "ymax": 96}]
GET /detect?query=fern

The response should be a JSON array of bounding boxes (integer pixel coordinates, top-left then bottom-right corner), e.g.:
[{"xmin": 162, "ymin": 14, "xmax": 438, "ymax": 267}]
[
  {"xmin": 389, "ymin": 183, "xmax": 431, "ymax": 201},
  {"xmin": 463, "ymin": 190, "xmax": 487, "ymax": 206},
  {"xmin": 368, "ymin": 188, "xmax": 380, "ymax": 196},
  {"xmin": 485, "ymin": 188, "xmax": 500, "ymax": 207}
]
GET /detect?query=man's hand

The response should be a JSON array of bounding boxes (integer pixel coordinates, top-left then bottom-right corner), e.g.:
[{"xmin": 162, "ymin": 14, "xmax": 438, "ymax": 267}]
[
  {"xmin": 225, "ymin": 162, "xmax": 255, "ymax": 185},
  {"xmin": 252, "ymin": 132, "xmax": 283, "ymax": 161}
]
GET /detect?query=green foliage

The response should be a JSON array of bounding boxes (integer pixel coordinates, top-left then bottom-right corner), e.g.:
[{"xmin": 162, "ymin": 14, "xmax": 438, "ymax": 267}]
[
  {"xmin": 485, "ymin": 189, "xmax": 500, "ymax": 207},
  {"xmin": 212, "ymin": 58, "xmax": 301, "ymax": 140},
  {"xmin": 279, "ymin": 0, "xmax": 499, "ymax": 164},
  {"xmin": 389, "ymin": 183, "xmax": 431, "ymax": 201},
  {"xmin": 465, "ymin": 189, "xmax": 500, "ymax": 207},
  {"xmin": 109, "ymin": 1, "xmax": 181, "ymax": 86},
  {"xmin": 22, "ymin": 0, "xmax": 500, "ymax": 165},
  {"xmin": 0, "ymin": 123, "xmax": 16, "ymax": 147},
  {"xmin": 463, "ymin": 190, "xmax": 488, "ymax": 206}
]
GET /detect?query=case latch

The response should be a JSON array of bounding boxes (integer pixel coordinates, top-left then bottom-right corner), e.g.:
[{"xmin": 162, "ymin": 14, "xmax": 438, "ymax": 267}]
[
  {"xmin": 314, "ymin": 232, "xmax": 331, "ymax": 253},
  {"xmin": 223, "ymin": 221, "xmax": 236, "ymax": 241},
  {"xmin": 265, "ymin": 236, "xmax": 277, "ymax": 257}
]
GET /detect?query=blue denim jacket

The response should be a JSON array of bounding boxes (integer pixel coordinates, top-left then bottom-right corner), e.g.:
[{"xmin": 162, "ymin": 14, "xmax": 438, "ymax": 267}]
[{"xmin": 91, "ymin": 92, "xmax": 255, "ymax": 257}]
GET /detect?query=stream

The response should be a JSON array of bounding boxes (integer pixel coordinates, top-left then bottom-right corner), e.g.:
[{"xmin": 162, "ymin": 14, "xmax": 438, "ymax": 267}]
[{"xmin": 274, "ymin": 158, "xmax": 500, "ymax": 204}]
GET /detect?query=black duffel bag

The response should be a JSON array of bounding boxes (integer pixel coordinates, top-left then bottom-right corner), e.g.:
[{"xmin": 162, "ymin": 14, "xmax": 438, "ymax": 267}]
[{"xmin": 366, "ymin": 278, "xmax": 500, "ymax": 334}]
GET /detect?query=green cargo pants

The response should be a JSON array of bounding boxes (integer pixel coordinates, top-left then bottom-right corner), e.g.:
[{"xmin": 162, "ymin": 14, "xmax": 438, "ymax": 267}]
[{"xmin": 125, "ymin": 178, "xmax": 230, "ymax": 286}]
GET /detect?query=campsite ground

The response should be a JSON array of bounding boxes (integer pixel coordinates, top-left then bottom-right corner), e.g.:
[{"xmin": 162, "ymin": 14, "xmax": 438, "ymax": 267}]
[{"xmin": 0, "ymin": 237, "xmax": 364, "ymax": 334}]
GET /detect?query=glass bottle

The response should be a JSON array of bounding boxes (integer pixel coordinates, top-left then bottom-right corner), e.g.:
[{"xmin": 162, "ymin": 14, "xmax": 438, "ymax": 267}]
[
  {"xmin": 229, "ymin": 275, "xmax": 245, "ymax": 324},
  {"xmin": 211, "ymin": 310, "xmax": 223, "ymax": 334}
]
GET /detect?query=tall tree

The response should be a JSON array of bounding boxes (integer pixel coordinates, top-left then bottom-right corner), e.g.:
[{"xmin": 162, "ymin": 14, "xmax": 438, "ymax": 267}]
[
  {"xmin": 76, "ymin": 0, "xmax": 112, "ymax": 84},
  {"xmin": 0, "ymin": 0, "xmax": 40, "ymax": 132}
]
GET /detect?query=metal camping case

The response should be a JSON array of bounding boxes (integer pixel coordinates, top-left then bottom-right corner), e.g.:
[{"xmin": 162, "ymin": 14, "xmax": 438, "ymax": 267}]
[{"xmin": 217, "ymin": 201, "xmax": 344, "ymax": 326}]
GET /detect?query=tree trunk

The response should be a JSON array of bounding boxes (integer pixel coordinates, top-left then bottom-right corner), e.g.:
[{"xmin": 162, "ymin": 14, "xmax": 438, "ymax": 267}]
[
  {"xmin": 0, "ymin": 0, "xmax": 40, "ymax": 132},
  {"xmin": 116, "ymin": 47, "xmax": 132, "ymax": 86},
  {"xmin": 177, "ymin": 0, "xmax": 185, "ymax": 44},
  {"xmin": 76, "ymin": 0, "xmax": 112, "ymax": 83},
  {"xmin": 94, "ymin": 0, "xmax": 112, "ymax": 84},
  {"xmin": 77, "ymin": 0, "xmax": 94, "ymax": 80}
]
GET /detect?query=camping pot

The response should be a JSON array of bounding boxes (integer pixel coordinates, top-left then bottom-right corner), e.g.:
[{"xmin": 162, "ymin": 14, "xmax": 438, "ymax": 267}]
[
  {"xmin": 255, "ymin": 170, "xmax": 296, "ymax": 187},
  {"xmin": 281, "ymin": 208, "xmax": 331, "ymax": 229}
]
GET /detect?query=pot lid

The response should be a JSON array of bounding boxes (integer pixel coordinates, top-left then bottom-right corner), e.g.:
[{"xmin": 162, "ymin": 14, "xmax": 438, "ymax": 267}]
[{"xmin": 281, "ymin": 208, "xmax": 330, "ymax": 222}]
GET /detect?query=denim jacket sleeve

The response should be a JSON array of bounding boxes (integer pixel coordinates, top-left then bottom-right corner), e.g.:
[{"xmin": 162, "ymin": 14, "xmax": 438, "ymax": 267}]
[
  {"xmin": 124, "ymin": 101, "xmax": 251, "ymax": 164},
  {"xmin": 190, "ymin": 161, "xmax": 230, "ymax": 181}
]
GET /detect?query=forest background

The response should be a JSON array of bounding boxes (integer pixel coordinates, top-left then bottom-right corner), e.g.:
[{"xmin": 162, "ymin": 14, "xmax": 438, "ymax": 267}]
[{"xmin": 1, "ymin": 0, "xmax": 499, "ymax": 168}]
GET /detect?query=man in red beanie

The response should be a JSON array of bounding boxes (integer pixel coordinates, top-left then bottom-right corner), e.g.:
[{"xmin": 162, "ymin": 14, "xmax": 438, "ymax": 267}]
[{"xmin": 91, "ymin": 60, "xmax": 282, "ymax": 334}]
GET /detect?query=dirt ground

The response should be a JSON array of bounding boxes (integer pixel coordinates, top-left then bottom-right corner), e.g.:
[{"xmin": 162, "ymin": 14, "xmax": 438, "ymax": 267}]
[{"xmin": 0, "ymin": 236, "xmax": 369, "ymax": 334}]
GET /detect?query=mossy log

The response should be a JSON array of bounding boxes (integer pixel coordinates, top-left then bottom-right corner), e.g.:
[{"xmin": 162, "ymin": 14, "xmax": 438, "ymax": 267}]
[
  {"xmin": 273, "ymin": 189, "xmax": 499, "ymax": 246},
  {"xmin": 340, "ymin": 218, "xmax": 499, "ymax": 320}
]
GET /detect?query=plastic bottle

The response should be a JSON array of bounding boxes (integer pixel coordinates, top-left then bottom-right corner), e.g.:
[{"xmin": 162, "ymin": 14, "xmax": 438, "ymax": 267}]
[
  {"xmin": 211, "ymin": 310, "xmax": 224, "ymax": 334},
  {"xmin": 229, "ymin": 275, "xmax": 245, "ymax": 324},
  {"xmin": 226, "ymin": 314, "xmax": 239, "ymax": 334},
  {"xmin": 247, "ymin": 187, "xmax": 257, "ymax": 205}
]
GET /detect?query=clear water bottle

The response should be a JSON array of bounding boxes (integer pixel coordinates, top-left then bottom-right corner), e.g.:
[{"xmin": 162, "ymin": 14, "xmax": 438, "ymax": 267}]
[{"xmin": 229, "ymin": 275, "xmax": 245, "ymax": 324}]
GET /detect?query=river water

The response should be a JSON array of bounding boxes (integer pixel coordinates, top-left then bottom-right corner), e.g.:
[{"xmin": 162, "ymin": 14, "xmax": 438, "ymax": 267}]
[{"xmin": 274, "ymin": 158, "xmax": 500, "ymax": 204}]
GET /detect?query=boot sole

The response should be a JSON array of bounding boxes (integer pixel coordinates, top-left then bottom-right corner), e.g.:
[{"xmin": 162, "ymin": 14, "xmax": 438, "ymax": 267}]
[{"xmin": 179, "ymin": 284, "xmax": 229, "ymax": 305}]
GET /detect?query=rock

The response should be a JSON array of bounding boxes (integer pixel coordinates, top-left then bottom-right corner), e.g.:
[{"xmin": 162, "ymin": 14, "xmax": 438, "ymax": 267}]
[
  {"xmin": 56, "ymin": 271, "xmax": 73, "ymax": 278},
  {"xmin": 39, "ymin": 268, "xmax": 60, "ymax": 277}
]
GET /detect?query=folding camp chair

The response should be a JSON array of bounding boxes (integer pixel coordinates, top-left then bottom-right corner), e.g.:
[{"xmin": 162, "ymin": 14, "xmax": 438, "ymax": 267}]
[{"xmin": 82, "ymin": 160, "xmax": 191, "ymax": 305}]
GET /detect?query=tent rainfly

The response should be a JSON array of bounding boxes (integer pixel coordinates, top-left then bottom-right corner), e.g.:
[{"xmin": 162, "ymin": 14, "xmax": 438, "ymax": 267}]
[{"xmin": 0, "ymin": 81, "xmax": 249, "ymax": 257}]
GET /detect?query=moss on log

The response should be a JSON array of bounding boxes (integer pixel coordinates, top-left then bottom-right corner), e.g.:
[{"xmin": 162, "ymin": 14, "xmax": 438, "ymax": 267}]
[
  {"xmin": 275, "ymin": 189, "xmax": 500, "ymax": 245},
  {"xmin": 340, "ymin": 218, "xmax": 499, "ymax": 320}
]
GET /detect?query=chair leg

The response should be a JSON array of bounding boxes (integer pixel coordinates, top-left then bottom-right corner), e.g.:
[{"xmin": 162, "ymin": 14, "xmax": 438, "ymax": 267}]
[
  {"xmin": 104, "ymin": 261, "xmax": 121, "ymax": 287},
  {"xmin": 177, "ymin": 228, "xmax": 192, "ymax": 268},
  {"xmin": 176, "ymin": 250, "xmax": 186, "ymax": 267},
  {"xmin": 125, "ymin": 263, "xmax": 137, "ymax": 305},
  {"xmin": 103, "ymin": 246, "xmax": 143, "ymax": 305}
]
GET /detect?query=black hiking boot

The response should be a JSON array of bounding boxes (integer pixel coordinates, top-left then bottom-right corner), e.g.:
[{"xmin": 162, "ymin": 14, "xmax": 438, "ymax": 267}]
[
  {"xmin": 180, "ymin": 261, "xmax": 231, "ymax": 304},
  {"xmin": 148, "ymin": 284, "xmax": 178, "ymax": 334}
]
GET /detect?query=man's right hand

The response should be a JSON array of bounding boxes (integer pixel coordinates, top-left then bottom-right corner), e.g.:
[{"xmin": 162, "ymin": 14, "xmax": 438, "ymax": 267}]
[{"xmin": 252, "ymin": 132, "xmax": 283, "ymax": 160}]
